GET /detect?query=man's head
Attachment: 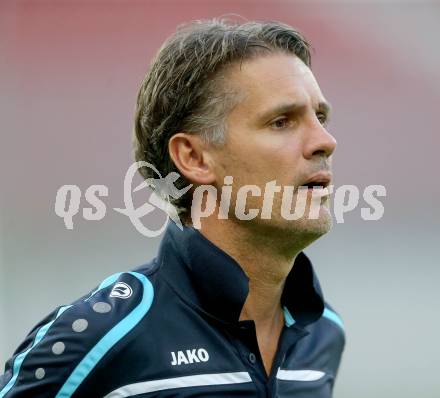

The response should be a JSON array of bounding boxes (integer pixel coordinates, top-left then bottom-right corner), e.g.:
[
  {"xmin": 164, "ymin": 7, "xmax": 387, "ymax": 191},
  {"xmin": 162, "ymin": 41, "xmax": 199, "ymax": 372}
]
[{"xmin": 134, "ymin": 19, "xmax": 336, "ymax": 245}]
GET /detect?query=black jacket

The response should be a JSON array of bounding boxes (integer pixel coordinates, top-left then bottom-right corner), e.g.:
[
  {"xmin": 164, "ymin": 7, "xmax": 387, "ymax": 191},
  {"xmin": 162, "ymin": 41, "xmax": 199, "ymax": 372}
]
[{"xmin": 0, "ymin": 222, "xmax": 345, "ymax": 397}]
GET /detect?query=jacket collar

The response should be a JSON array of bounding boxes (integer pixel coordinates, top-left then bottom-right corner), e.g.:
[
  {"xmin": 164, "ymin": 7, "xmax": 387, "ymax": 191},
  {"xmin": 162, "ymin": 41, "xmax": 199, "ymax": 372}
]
[{"xmin": 158, "ymin": 221, "xmax": 324, "ymax": 327}]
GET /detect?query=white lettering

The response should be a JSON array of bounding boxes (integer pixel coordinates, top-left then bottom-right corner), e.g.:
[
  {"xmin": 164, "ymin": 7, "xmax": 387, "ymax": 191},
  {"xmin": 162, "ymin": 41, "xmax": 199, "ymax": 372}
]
[
  {"xmin": 197, "ymin": 348, "xmax": 209, "ymax": 362},
  {"xmin": 235, "ymin": 186, "xmax": 260, "ymax": 220},
  {"xmin": 171, "ymin": 351, "xmax": 177, "ymax": 366},
  {"xmin": 218, "ymin": 176, "xmax": 233, "ymax": 219},
  {"xmin": 281, "ymin": 186, "xmax": 307, "ymax": 220},
  {"xmin": 361, "ymin": 185, "xmax": 386, "ymax": 220},
  {"xmin": 83, "ymin": 184, "xmax": 108, "ymax": 220},
  {"xmin": 186, "ymin": 349, "xmax": 200, "ymax": 363},
  {"xmin": 261, "ymin": 180, "xmax": 281, "ymax": 219},
  {"xmin": 54, "ymin": 185, "xmax": 81, "ymax": 229},
  {"xmin": 170, "ymin": 348, "xmax": 210, "ymax": 365},
  {"xmin": 177, "ymin": 351, "xmax": 188, "ymax": 365},
  {"xmin": 191, "ymin": 185, "xmax": 217, "ymax": 229},
  {"xmin": 334, "ymin": 185, "xmax": 360, "ymax": 223}
]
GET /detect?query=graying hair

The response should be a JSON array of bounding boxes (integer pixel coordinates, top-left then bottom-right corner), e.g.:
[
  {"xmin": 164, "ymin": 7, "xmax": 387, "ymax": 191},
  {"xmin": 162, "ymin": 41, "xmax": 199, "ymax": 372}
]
[{"xmin": 133, "ymin": 18, "xmax": 312, "ymax": 220}]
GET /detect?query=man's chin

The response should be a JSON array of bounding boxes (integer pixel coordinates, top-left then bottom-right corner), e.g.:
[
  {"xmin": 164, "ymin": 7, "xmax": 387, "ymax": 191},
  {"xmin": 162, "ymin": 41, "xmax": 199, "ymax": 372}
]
[
  {"xmin": 274, "ymin": 206, "xmax": 334, "ymax": 246},
  {"xmin": 230, "ymin": 199, "xmax": 333, "ymax": 238},
  {"xmin": 301, "ymin": 212, "xmax": 333, "ymax": 236},
  {"xmin": 243, "ymin": 208, "xmax": 333, "ymax": 240}
]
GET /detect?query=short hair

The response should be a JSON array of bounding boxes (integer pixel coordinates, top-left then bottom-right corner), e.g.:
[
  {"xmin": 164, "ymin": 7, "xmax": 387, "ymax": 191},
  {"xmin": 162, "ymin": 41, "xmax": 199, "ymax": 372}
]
[{"xmin": 133, "ymin": 18, "xmax": 312, "ymax": 221}]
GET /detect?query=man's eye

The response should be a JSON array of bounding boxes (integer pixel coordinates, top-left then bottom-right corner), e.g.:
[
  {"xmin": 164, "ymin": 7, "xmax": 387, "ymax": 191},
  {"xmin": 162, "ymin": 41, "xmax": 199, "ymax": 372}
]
[
  {"xmin": 270, "ymin": 117, "xmax": 290, "ymax": 129},
  {"xmin": 317, "ymin": 113, "xmax": 328, "ymax": 126}
]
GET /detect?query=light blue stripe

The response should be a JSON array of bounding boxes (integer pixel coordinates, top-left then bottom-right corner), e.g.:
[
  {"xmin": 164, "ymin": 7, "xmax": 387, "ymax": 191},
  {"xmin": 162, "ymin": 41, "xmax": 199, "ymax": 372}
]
[
  {"xmin": 84, "ymin": 272, "xmax": 123, "ymax": 301},
  {"xmin": 283, "ymin": 306, "xmax": 296, "ymax": 327},
  {"xmin": 283, "ymin": 306, "xmax": 344, "ymax": 332},
  {"xmin": 0, "ymin": 305, "xmax": 72, "ymax": 398},
  {"xmin": 323, "ymin": 308, "xmax": 344, "ymax": 332},
  {"xmin": 55, "ymin": 272, "xmax": 154, "ymax": 398}
]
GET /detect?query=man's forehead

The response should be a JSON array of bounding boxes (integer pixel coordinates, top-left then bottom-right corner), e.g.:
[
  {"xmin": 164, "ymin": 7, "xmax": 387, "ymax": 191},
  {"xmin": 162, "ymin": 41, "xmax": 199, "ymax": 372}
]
[{"xmin": 227, "ymin": 52, "xmax": 325, "ymax": 110}]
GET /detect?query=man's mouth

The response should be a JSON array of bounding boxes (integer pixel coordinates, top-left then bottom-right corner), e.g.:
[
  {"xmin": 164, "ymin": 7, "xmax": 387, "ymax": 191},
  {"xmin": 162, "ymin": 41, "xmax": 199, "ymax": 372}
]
[
  {"xmin": 301, "ymin": 182, "xmax": 328, "ymax": 189},
  {"xmin": 298, "ymin": 171, "xmax": 332, "ymax": 196},
  {"xmin": 299, "ymin": 172, "xmax": 332, "ymax": 191}
]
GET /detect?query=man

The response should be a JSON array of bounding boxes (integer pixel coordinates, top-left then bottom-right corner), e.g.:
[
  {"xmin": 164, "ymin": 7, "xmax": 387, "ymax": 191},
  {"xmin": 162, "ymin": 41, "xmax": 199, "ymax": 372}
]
[{"xmin": 0, "ymin": 19, "xmax": 345, "ymax": 397}]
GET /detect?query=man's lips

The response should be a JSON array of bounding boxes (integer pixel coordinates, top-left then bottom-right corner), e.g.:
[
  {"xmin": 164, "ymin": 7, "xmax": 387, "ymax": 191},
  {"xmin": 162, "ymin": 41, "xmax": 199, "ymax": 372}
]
[{"xmin": 300, "ymin": 171, "xmax": 332, "ymax": 189}]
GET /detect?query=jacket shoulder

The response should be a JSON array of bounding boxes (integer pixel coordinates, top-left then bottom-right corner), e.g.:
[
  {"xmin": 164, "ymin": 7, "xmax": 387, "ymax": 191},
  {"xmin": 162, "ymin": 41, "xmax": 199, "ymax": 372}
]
[
  {"xmin": 0, "ymin": 270, "xmax": 155, "ymax": 398},
  {"xmin": 321, "ymin": 302, "xmax": 345, "ymax": 337},
  {"xmin": 305, "ymin": 302, "xmax": 346, "ymax": 378}
]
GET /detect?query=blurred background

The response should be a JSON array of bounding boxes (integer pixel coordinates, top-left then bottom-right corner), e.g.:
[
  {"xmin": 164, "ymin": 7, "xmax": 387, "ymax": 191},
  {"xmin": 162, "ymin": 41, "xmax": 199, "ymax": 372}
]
[{"xmin": 1, "ymin": 1, "xmax": 439, "ymax": 397}]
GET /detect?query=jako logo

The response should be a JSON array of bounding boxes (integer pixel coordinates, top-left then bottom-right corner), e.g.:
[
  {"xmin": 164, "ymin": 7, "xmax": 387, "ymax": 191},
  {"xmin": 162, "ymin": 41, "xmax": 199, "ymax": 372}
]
[
  {"xmin": 171, "ymin": 348, "xmax": 210, "ymax": 366},
  {"xmin": 110, "ymin": 282, "xmax": 133, "ymax": 299}
]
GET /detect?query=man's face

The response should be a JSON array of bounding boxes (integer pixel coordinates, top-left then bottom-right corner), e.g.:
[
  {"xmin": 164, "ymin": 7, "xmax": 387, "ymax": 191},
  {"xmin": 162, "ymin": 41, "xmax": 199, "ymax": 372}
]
[{"xmin": 210, "ymin": 52, "xmax": 337, "ymax": 244}]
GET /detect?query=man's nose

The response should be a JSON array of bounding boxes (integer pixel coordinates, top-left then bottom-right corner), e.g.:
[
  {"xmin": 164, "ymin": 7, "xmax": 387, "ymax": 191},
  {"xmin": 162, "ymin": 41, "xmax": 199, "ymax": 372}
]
[{"xmin": 303, "ymin": 119, "xmax": 337, "ymax": 159}]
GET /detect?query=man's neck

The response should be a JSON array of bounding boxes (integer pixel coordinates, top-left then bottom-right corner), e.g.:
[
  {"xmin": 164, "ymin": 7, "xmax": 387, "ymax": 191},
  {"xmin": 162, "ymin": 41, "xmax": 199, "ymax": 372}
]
[
  {"xmin": 199, "ymin": 218, "xmax": 303, "ymax": 302},
  {"xmin": 198, "ymin": 217, "xmax": 305, "ymax": 375}
]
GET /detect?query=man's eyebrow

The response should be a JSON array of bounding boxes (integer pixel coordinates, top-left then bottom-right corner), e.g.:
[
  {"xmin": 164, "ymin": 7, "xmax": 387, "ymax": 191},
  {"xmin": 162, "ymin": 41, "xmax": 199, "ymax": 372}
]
[
  {"xmin": 257, "ymin": 101, "xmax": 332, "ymax": 123},
  {"xmin": 317, "ymin": 101, "xmax": 332, "ymax": 115}
]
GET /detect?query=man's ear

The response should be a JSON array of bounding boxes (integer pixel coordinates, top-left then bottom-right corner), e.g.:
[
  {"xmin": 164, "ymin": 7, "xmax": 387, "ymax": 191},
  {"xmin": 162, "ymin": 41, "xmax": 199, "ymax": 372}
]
[{"xmin": 168, "ymin": 133, "xmax": 216, "ymax": 185}]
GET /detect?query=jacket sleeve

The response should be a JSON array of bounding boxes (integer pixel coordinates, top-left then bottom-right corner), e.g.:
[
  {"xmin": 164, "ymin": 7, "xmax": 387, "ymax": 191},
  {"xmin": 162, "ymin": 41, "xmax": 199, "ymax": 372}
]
[{"xmin": 0, "ymin": 271, "xmax": 154, "ymax": 398}]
